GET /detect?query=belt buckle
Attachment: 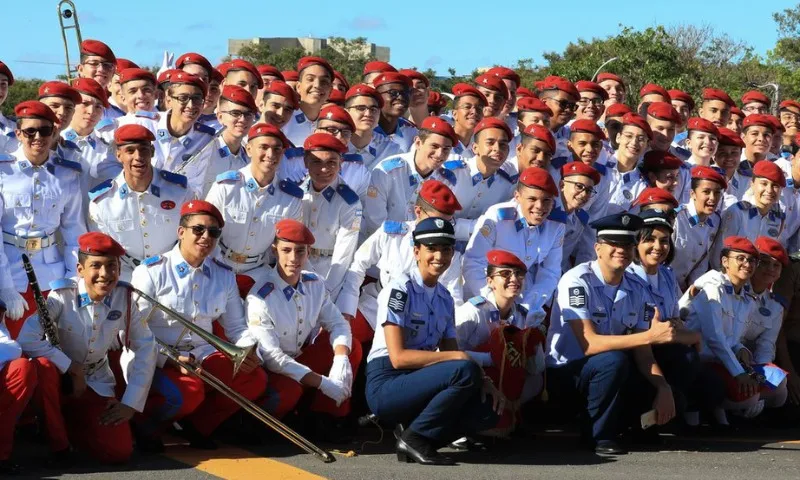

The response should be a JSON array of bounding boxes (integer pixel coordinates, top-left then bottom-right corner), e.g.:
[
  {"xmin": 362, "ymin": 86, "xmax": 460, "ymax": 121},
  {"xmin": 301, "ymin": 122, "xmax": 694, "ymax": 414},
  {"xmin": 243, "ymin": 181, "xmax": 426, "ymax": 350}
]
[
  {"xmin": 229, "ymin": 251, "xmax": 248, "ymax": 263},
  {"xmin": 24, "ymin": 237, "xmax": 41, "ymax": 251}
]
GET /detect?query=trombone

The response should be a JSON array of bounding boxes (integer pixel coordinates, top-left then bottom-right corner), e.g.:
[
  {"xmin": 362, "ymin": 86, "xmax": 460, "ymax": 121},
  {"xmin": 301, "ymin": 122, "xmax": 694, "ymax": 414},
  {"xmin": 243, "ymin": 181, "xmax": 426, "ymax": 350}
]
[
  {"xmin": 132, "ymin": 287, "xmax": 336, "ymax": 463},
  {"xmin": 57, "ymin": 0, "xmax": 83, "ymax": 81}
]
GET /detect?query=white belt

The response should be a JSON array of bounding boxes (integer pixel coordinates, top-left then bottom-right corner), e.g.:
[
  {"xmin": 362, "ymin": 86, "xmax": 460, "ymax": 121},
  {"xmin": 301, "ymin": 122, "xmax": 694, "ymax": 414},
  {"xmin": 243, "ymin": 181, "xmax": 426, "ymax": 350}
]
[
  {"xmin": 310, "ymin": 247, "xmax": 334, "ymax": 257},
  {"xmin": 220, "ymin": 241, "xmax": 265, "ymax": 265},
  {"xmin": 3, "ymin": 232, "xmax": 57, "ymax": 251}
]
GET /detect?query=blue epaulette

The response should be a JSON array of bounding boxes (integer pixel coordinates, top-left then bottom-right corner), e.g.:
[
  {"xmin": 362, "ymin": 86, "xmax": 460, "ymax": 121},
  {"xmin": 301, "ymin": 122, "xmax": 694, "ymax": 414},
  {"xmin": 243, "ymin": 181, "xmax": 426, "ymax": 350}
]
[
  {"xmin": 438, "ymin": 167, "xmax": 457, "ymax": 185},
  {"xmin": 279, "ymin": 180, "xmax": 304, "ymax": 199},
  {"xmin": 0, "ymin": 153, "xmax": 14, "ymax": 162},
  {"xmin": 49, "ymin": 278, "xmax": 76, "ymax": 290},
  {"xmin": 674, "ymin": 131, "xmax": 688, "ymax": 143},
  {"xmin": 735, "ymin": 200, "xmax": 752, "ymax": 211},
  {"xmin": 593, "ymin": 162, "xmax": 608, "ymax": 176},
  {"xmin": 379, "ymin": 157, "xmax": 405, "ymax": 172},
  {"xmin": 382, "ymin": 220, "xmax": 407, "ymax": 235},
  {"xmin": 468, "ymin": 296, "xmax": 486, "ymax": 306},
  {"xmin": 193, "ymin": 122, "xmax": 216, "ymax": 136},
  {"xmin": 516, "ymin": 304, "xmax": 529, "ymax": 316},
  {"xmin": 772, "ymin": 292, "xmax": 789, "ymax": 309},
  {"xmin": 497, "ymin": 207, "xmax": 517, "ymax": 221},
  {"xmin": 674, "ymin": 204, "xmax": 687, "ymax": 214},
  {"xmin": 62, "ymin": 139, "xmax": 79, "ymax": 150},
  {"xmin": 398, "ymin": 116, "xmax": 416, "ymax": 128},
  {"xmin": 301, "ymin": 272, "xmax": 318, "ymax": 282},
  {"xmin": 88, "ymin": 179, "xmax": 114, "ymax": 202},
  {"xmin": 454, "ymin": 240, "xmax": 467, "ymax": 254},
  {"xmin": 213, "ymin": 258, "xmax": 232, "ymax": 271},
  {"xmin": 336, "ymin": 183, "xmax": 359, "ymax": 205},
  {"xmin": 342, "ymin": 153, "xmax": 363, "ymax": 163},
  {"xmin": 135, "ymin": 110, "xmax": 159, "ymax": 119},
  {"xmin": 142, "ymin": 255, "xmax": 163, "ymax": 267},
  {"xmin": 215, "ymin": 170, "xmax": 242, "ymax": 183},
  {"xmin": 52, "ymin": 156, "xmax": 82, "ymax": 172},
  {"xmin": 678, "ymin": 158, "xmax": 691, "ymax": 169},
  {"xmin": 496, "ymin": 169, "xmax": 519, "ymax": 184},
  {"xmin": 160, "ymin": 170, "xmax": 188, "ymax": 188},
  {"xmin": 547, "ymin": 208, "xmax": 568, "ymax": 224},
  {"xmin": 443, "ymin": 159, "xmax": 467, "ymax": 171},
  {"xmin": 257, "ymin": 282, "xmax": 274, "ymax": 298},
  {"xmin": 285, "ymin": 147, "xmax": 304, "ymax": 158},
  {"xmin": 95, "ymin": 118, "xmax": 114, "ymax": 131},
  {"xmin": 576, "ymin": 209, "xmax": 590, "ymax": 226}
]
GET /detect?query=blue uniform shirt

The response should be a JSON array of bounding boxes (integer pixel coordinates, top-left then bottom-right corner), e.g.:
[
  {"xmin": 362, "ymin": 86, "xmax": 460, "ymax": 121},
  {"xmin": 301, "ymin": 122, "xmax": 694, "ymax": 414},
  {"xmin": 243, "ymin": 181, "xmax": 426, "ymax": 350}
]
[{"xmin": 627, "ymin": 263, "xmax": 681, "ymax": 319}]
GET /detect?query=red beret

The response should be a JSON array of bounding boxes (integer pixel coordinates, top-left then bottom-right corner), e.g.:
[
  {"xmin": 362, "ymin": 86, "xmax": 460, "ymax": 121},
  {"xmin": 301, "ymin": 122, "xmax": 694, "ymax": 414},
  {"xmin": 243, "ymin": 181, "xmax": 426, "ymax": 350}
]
[
  {"xmin": 157, "ymin": 69, "xmax": 180, "ymax": 86},
  {"xmin": 176, "ymin": 52, "xmax": 212, "ymax": 74},
  {"xmin": 486, "ymin": 249, "xmax": 526, "ymax": 270},
  {"xmin": 0, "ymin": 61, "xmax": 14, "ymax": 86},
  {"xmin": 687, "ymin": 117, "xmax": 719, "ymax": 136},
  {"xmin": 597, "ymin": 72, "xmax": 624, "ymax": 85},
  {"xmin": 769, "ymin": 114, "xmax": 784, "ymax": 133},
  {"xmin": 363, "ymin": 61, "xmax": 397, "ymax": 76},
  {"xmin": 575, "ymin": 80, "xmax": 608, "ymax": 101},
  {"xmin": 474, "ymin": 117, "xmax": 512, "ymax": 140},
  {"xmin": 519, "ymin": 167, "xmax": 558, "ymax": 196},
  {"xmin": 755, "ymin": 236, "xmax": 789, "ymax": 266},
  {"xmin": 14, "ymin": 100, "xmax": 59, "ymax": 124},
  {"xmin": 303, "ymin": 132, "xmax": 347, "ymax": 154},
  {"xmin": 642, "ymin": 150, "xmax": 683, "ymax": 171},
  {"xmin": 297, "ymin": 56, "xmax": 334, "ymax": 78},
  {"xmin": 521, "ymin": 124, "xmax": 556, "ymax": 152},
  {"xmin": 346, "ymin": 83, "xmax": 384, "ymax": 108},
  {"xmin": 247, "ymin": 123, "xmax": 289, "ymax": 148},
  {"xmin": 718, "ymin": 127, "xmax": 745, "ymax": 148},
  {"xmin": 180, "ymin": 200, "xmax": 224, "ymax": 228},
  {"xmin": 319, "ymin": 105, "xmax": 355, "ymax": 131},
  {"xmin": 282, "ymin": 70, "xmax": 299, "ymax": 82},
  {"xmin": 72, "ymin": 78, "xmax": 109, "ymax": 108},
  {"xmin": 691, "ymin": 165, "xmax": 727, "ymax": 189},
  {"xmin": 780, "ymin": 100, "xmax": 800, "ymax": 112},
  {"xmin": 333, "ymin": 70, "xmax": 349, "ymax": 90},
  {"xmin": 419, "ymin": 179, "xmax": 462, "ymax": 215},
  {"xmin": 114, "ymin": 124, "xmax": 155, "ymax": 144},
  {"xmin": 326, "ymin": 88, "xmax": 345, "ymax": 105},
  {"xmin": 373, "ymin": 72, "xmax": 411, "ymax": 89},
  {"xmin": 475, "ymin": 73, "xmax": 509, "ymax": 99},
  {"xmin": 119, "ymin": 68, "xmax": 156, "ymax": 86},
  {"xmin": 264, "ymin": 80, "xmax": 299, "ymax": 109},
  {"xmin": 605, "ymin": 103, "xmax": 632, "ymax": 118},
  {"xmin": 419, "ymin": 116, "xmax": 458, "ymax": 145},
  {"xmin": 78, "ymin": 232, "xmax": 125, "ymax": 257},
  {"xmin": 452, "ymin": 83, "xmax": 487, "ymax": 104},
  {"xmin": 398, "ymin": 69, "xmax": 429, "ymax": 87},
  {"xmin": 257, "ymin": 64, "xmax": 284, "ymax": 80},
  {"xmin": 570, "ymin": 119, "xmax": 606, "ymax": 140},
  {"xmin": 275, "ymin": 219, "xmax": 315, "ymax": 245},
  {"xmin": 723, "ymin": 236, "xmax": 758, "ymax": 257},
  {"xmin": 743, "ymin": 113, "xmax": 776, "ymax": 132},
  {"xmin": 621, "ymin": 113, "xmax": 653, "ymax": 140},
  {"xmin": 668, "ymin": 89, "xmax": 695, "ymax": 109},
  {"xmin": 170, "ymin": 72, "xmax": 208, "ymax": 96},
  {"xmin": 487, "ymin": 67, "xmax": 521, "ymax": 87},
  {"xmin": 753, "ymin": 160, "xmax": 786, "ymax": 187},
  {"xmin": 539, "ymin": 76, "xmax": 579, "ymax": 98},
  {"xmin": 221, "ymin": 85, "xmax": 257, "ymax": 112},
  {"xmin": 702, "ymin": 88, "xmax": 735, "ymax": 107},
  {"xmin": 220, "ymin": 59, "xmax": 264, "ymax": 89},
  {"xmin": 38, "ymin": 81, "xmax": 81, "ymax": 105},
  {"xmin": 730, "ymin": 106, "xmax": 743, "ymax": 117},
  {"xmin": 80, "ymin": 39, "xmax": 116, "ymax": 62},
  {"xmin": 561, "ymin": 161, "xmax": 601, "ymax": 185},
  {"xmin": 516, "ymin": 97, "xmax": 552, "ymax": 116},
  {"xmin": 639, "ymin": 84, "xmax": 671, "ymax": 101},
  {"xmin": 115, "ymin": 59, "xmax": 139, "ymax": 71},
  {"xmin": 742, "ymin": 90, "xmax": 771, "ymax": 107},
  {"xmin": 210, "ymin": 68, "xmax": 224, "ymax": 85},
  {"xmin": 516, "ymin": 87, "xmax": 535, "ymax": 99},
  {"xmin": 633, "ymin": 187, "xmax": 679, "ymax": 208},
  {"xmin": 647, "ymin": 102, "xmax": 681, "ymax": 124},
  {"xmin": 427, "ymin": 91, "xmax": 448, "ymax": 109}
]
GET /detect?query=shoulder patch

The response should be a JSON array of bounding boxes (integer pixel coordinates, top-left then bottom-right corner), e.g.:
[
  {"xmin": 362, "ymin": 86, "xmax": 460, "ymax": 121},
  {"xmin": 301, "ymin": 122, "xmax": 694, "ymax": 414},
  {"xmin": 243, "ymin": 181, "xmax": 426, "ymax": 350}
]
[
  {"xmin": 0, "ymin": 153, "xmax": 14, "ymax": 162},
  {"xmin": 215, "ymin": 170, "xmax": 242, "ymax": 183},
  {"xmin": 52, "ymin": 156, "xmax": 82, "ymax": 172},
  {"xmin": 301, "ymin": 272, "xmax": 318, "ymax": 282},
  {"xmin": 285, "ymin": 146, "xmax": 304, "ymax": 158},
  {"xmin": 336, "ymin": 183, "xmax": 359, "ymax": 205},
  {"xmin": 160, "ymin": 170, "xmax": 188, "ymax": 188},
  {"xmin": 48, "ymin": 278, "xmax": 77, "ymax": 290},
  {"xmin": 497, "ymin": 207, "xmax": 518, "ymax": 221},
  {"xmin": 142, "ymin": 255, "xmax": 163, "ymax": 267},
  {"xmin": 382, "ymin": 220, "xmax": 407, "ymax": 235},
  {"xmin": 257, "ymin": 282, "xmax": 274, "ymax": 299},
  {"xmin": 468, "ymin": 296, "xmax": 486, "ymax": 306},
  {"xmin": 387, "ymin": 288, "xmax": 408, "ymax": 313},
  {"xmin": 443, "ymin": 159, "xmax": 467, "ymax": 171},
  {"xmin": 212, "ymin": 258, "xmax": 232, "ymax": 271},
  {"xmin": 567, "ymin": 286, "xmax": 587, "ymax": 308},
  {"xmin": 135, "ymin": 110, "xmax": 159, "ymax": 120},
  {"xmin": 379, "ymin": 157, "xmax": 405, "ymax": 173},
  {"xmin": 278, "ymin": 179, "xmax": 304, "ymax": 199},
  {"xmin": 88, "ymin": 179, "xmax": 114, "ymax": 202},
  {"xmin": 193, "ymin": 122, "xmax": 216, "ymax": 136}
]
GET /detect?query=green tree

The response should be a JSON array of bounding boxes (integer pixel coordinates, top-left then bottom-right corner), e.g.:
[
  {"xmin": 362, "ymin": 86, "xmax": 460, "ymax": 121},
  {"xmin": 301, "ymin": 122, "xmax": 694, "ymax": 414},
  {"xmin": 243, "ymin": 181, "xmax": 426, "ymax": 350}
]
[
  {"xmin": 227, "ymin": 42, "xmax": 307, "ymax": 73},
  {"xmin": 2, "ymin": 78, "xmax": 42, "ymax": 116}
]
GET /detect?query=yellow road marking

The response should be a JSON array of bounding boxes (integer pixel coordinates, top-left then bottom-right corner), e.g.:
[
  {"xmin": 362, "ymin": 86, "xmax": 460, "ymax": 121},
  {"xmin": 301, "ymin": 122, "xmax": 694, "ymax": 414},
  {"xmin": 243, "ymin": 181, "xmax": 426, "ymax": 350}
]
[{"xmin": 163, "ymin": 444, "xmax": 327, "ymax": 480}]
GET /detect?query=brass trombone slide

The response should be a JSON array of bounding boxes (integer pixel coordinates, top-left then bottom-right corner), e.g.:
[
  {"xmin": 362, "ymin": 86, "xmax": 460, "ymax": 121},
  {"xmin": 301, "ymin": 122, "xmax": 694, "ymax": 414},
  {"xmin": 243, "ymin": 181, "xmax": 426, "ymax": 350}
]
[
  {"xmin": 131, "ymin": 287, "xmax": 336, "ymax": 463},
  {"xmin": 57, "ymin": 0, "xmax": 83, "ymax": 81}
]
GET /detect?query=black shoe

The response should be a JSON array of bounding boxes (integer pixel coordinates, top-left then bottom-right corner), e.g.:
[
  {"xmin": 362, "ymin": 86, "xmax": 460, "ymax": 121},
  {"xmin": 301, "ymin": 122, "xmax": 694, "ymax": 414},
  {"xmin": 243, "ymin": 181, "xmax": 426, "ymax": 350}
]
[
  {"xmin": 177, "ymin": 421, "xmax": 218, "ymax": 450},
  {"xmin": 393, "ymin": 423, "xmax": 405, "ymax": 440},
  {"xmin": 594, "ymin": 440, "xmax": 627, "ymax": 455},
  {"xmin": 44, "ymin": 447, "xmax": 74, "ymax": 469},
  {"xmin": 396, "ymin": 430, "xmax": 455, "ymax": 466},
  {"xmin": 135, "ymin": 434, "xmax": 165, "ymax": 454},
  {"xmin": 0, "ymin": 460, "xmax": 21, "ymax": 475}
]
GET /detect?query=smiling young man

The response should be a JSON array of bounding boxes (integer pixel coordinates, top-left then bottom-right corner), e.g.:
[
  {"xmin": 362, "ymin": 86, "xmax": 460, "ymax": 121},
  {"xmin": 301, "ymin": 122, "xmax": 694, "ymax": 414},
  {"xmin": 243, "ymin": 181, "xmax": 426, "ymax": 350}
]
[
  {"xmin": 107, "ymin": 58, "xmax": 138, "ymax": 118},
  {"xmin": 19, "ymin": 232, "xmax": 156, "ymax": 465},
  {"xmin": 597, "ymin": 73, "xmax": 626, "ymax": 112},
  {"xmin": 38, "ymin": 81, "xmax": 83, "ymax": 164},
  {"xmin": 554, "ymin": 161, "xmax": 599, "ymax": 272},
  {"xmin": 76, "ymin": 39, "xmax": 117, "ymax": 122},
  {"xmin": 258, "ymin": 80, "xmax": 298, "ymax": 132},
  {"xmin": 605, "ymin": 113, "xmax": 652, "ymax": 213},
  {"xmin": 684, "ymin": 117, "xmax": 720, "ymax": 167},
  {"xmin": 282, "ymin": 57, "xmax": 333, "ymax": 147},
  {"xmin": 779, "ymin": 100, "xmax": 800, "ymax": 149},
  {"xmin": 88, "ymin": 125, "xmax": 193, "ymax": 281},
  {"xmin": 574, "ymin": 81, "xmax": 607, "ymax": 123},
  {"xmin": 699, "ymin": 88, "xmax": 735, "ymax": 130},
  {"xmin": 219, "ymin": 59, "xmax": 263, "ymax": 100},
  {"xmin": 715, "ymin": 127, "xmax": 746, "ymax": 197},
  {"xmin": 538, "ymin": 76, "xmax": 580, "ymax": 151},
  {"xmin": 735, "ymin": 114, "xmax": 777, "ymax": 187},
  {"xmin": 398, "ymin": 69, "xmax": 430, "ymax": 127},
  {"xmin": 344, "ymin": 84, "xmax": 400, "ymax": 172},
  {"xmin": 474, "ymin": 72, "xmax": 509, "ymax": 120},
  {"xmin": 510, "ymin": 123, "xmax": 556, "ymax": 177},
  {"xmin": 373, "ymin": 72, "xmax": 418, "ymax": 153}
]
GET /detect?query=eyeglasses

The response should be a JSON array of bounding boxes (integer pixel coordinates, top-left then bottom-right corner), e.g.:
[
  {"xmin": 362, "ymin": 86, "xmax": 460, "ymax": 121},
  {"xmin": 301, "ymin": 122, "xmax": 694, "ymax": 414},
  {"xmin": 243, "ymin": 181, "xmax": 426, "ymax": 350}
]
[
  {"xmin": 621, "ymin": 132, "xmax": 648, "ymax": 145},
  {"xmin": 563, "ymin": 180, "xmax": 596, "ymax": 196},
  {"xmin": 348, "ymin": 105, "xmax": 380, "ymax": 114},
  {"xmin": 19, "ymin": 126, "xmax": 54, "ymax": 138},
  {"xmin": 318, "ymin": 126, "xmax": 353, "ymax": 138},
  {"xmin": 546, "ymin": 98, "xmax": 577, "ymax": 111},
  {"xmin": 492, "ymin": 269, "xmax": 527, "ymax": 280},
  {"xmin": 378, "ymin": 88, "xmax": 410, "ymax": 100},
  {"xmin": 186, "ymin": 225, "xmax": 223, "ymax": 238},
  {"xmin": 780, "ymin": 111, "xmax": 800, "ymax": 123},
  {"xmin": 170, "ymin": 94, "xmax": 205, "ymax": 106},
  {"xmin": 758, "ymin": 255, "xmax": 783, "ymax": 269},
  {"xmin": 577, "ymin": 98, "xmax": 604, "ymax": 107},
  {"xmin": 727, "ymin": 254, "xmax": 758, "ymax": 266},
  {"xmin": 743, "ymin": 105, "xmax": 767, "ymax": 114},
  {"xmin": 83, "ymin": 60, "xmax": 115, "ymax": 70},
  {"xmin": 221, "ymin": 110, "xmax": 256, "ymax": 121}
]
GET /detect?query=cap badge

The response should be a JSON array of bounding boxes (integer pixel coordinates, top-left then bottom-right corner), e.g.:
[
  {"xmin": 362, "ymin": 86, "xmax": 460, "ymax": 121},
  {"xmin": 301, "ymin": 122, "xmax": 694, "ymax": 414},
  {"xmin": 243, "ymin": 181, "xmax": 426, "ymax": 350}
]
[
  {"xmin": 622, "ymin": 215, "xmax": 630, "ymax": 226},
  {"xmin": 435, "ymin": 219, "xmax": 444, "ymax": 228},
  {"xmin": 326, "ymin": 111, "xmax": 333, "ymax": 119},
  {"xmin": 188, "ymin": 202, "xmax": 194, "ymax": 208}
]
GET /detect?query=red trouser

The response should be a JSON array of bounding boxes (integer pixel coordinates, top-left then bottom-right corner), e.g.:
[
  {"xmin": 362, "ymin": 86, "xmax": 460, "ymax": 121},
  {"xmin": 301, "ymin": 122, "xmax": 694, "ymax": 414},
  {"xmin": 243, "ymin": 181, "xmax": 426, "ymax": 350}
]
[
  {"xmin": 32, "ymin": 357, "xmax": 133, "ymax": 464},
  {"xmin": 263, "ymin": 331, "xmax": 363, "ymax": 419},
  {"xmin": 351, "ymin": 310, "xmax": 375, "ymax": 345},
  {"xmin": 0, "ymin": 358, "xmax": 37, "ymax": 461},
  {"xmin": 709, "ymin": 362, "xmax": 775, "ymax": 402},
  {"xmin": 6, "ymin": 286, "xmax": 50, "ymax": 340},
  {"xmin": 144, "ymin": 352, "xmax": 267, "ymax": 437}
]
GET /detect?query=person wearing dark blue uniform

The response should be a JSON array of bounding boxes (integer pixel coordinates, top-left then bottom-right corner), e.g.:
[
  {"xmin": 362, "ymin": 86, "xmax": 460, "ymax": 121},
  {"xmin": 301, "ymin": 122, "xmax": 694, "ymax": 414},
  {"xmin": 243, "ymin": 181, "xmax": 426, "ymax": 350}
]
[
  {"xmin": 365, "ymin": 217, "xmax": 502, "ymax": 465},
  {"xmin": 546, "ymin": 213, "xmax": 701, "ymax": 455}
]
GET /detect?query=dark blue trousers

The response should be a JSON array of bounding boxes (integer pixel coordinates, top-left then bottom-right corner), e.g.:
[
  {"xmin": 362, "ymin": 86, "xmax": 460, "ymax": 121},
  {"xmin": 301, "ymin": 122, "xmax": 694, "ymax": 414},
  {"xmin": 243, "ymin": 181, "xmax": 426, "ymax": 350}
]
[{"xmin": 365, "ymin": 357, "xmax": 498, "ymax": 443}]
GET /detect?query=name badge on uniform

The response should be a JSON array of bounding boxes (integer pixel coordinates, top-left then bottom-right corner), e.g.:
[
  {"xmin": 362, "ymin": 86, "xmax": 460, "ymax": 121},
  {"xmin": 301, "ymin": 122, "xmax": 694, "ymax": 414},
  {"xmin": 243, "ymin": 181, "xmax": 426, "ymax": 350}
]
[
  {"xmin": 107, "ymin": 310, "xmax": 122, "ymax": 321},
  {"xmin": 759, "ymin": 307, "xmax": 771, "ymax": 316},
  {"xmin": 568, "ymin": 287, "xmax": 586, "ymax": 307}
]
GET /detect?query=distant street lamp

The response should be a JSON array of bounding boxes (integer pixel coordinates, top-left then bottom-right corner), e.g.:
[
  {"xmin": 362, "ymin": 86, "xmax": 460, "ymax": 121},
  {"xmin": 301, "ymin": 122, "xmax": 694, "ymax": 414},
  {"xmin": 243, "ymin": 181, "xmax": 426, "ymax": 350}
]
[
  {"xmin": 747, "ymin": 82, "xmax": 780, "ymax": 116},
  {"xmin": 591, "ymin": 57, "xmax": 619, "ymax": 82}
]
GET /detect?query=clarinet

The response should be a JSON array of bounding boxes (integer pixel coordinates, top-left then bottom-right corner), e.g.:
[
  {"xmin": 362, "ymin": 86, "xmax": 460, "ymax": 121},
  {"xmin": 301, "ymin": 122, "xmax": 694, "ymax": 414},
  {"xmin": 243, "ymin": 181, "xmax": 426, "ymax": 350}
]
[{"xmin": 21, "ymin": 254, "xmax": 73, "ymax": 394}]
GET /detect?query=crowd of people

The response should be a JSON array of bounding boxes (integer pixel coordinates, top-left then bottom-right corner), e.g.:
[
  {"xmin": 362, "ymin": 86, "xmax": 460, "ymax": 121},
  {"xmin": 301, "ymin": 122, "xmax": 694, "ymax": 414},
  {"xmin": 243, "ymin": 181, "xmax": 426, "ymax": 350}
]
[{"xmin": 0, "ymin": 36, "xmax": 799, "ymax": 471}]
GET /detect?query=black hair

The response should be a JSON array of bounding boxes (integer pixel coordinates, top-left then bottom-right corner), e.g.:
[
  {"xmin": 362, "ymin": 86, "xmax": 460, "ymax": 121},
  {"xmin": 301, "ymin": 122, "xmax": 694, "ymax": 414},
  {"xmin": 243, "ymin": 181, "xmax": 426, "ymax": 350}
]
[{"xmin": 633, "ymin": 226, "xmax": 675, "ymax": 265}]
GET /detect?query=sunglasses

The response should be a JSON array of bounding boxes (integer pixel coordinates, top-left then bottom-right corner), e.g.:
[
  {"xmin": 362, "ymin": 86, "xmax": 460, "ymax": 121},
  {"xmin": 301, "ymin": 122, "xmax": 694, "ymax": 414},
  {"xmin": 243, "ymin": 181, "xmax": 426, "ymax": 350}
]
[
  {"xmin": 19, "ymin": 126, "xmax": 55, "ymax": 138},
  {"xmin": 186, "ymin": 225, "xmax": 222, "ymax": 238}
]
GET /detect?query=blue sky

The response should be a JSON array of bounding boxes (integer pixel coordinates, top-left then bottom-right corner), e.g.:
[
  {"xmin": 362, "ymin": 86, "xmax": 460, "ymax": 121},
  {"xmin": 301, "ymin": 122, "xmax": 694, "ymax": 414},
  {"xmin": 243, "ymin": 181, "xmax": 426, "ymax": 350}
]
[{"xmin": 3, "ymin": 0, "xmax": 796, "ymax": 80}]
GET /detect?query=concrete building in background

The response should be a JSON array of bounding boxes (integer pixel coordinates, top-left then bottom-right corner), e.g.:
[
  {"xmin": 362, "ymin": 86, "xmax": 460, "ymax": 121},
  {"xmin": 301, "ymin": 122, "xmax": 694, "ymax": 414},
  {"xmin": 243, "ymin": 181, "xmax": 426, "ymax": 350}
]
[{"xmin": 228, "ymin": 37, "xmax": 390, "ymax": 61}]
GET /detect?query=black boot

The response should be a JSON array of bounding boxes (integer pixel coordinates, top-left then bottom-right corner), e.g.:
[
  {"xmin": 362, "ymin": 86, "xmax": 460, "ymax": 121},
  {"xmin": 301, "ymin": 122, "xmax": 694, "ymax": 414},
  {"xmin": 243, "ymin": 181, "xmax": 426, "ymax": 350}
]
[
  {"xmin": 396, "ymin": 429, "xmax": 455, "ymax": 466},
  {"xmin": 0, "ymin": 460, "xmax": 21, "ymax": 475},
  {"xmin": 177, "ymin": 421, "xmax": 218, "ymax": 450}
]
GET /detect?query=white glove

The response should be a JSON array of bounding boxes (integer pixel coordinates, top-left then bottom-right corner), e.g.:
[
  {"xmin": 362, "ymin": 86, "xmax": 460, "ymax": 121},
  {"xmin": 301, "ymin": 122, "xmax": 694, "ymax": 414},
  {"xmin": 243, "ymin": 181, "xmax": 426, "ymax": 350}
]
[
  {"xmin": 0, "ymin": 288, "xmax": 28, "ymax": 321},
  {"xmin": 328, "ymin": 354, "xmax": 353, "ymax": 394},
  {"xmin": 318, "ymin": 376, "xmax": 348, "ymax": 406}
]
